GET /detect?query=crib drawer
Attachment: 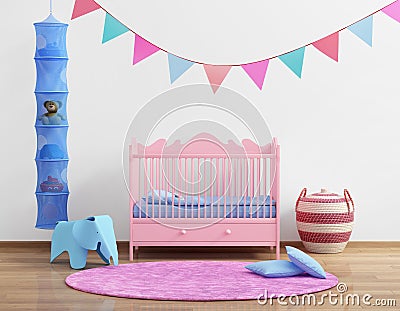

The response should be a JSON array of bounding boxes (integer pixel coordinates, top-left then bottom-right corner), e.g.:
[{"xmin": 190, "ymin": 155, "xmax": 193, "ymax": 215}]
[{"xmin": 132, "ymin": 223, "xmax": 276, "ymax": 242}]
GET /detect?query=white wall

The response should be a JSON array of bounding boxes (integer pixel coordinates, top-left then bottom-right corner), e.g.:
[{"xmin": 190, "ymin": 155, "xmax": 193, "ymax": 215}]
[{"xmin": 1, "ymin": 0, "xmax": 399, "ymax": 241}]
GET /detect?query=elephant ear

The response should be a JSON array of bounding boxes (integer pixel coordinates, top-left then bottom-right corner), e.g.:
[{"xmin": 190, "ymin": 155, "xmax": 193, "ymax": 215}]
[{"xmin": 72, "ymin": 216, "xmax": 98, "ymax": 250}]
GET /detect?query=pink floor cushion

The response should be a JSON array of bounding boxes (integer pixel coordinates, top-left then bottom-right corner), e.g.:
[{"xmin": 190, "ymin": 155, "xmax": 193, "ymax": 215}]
[{"xmin": 65, "ymin": 261, "xmax": 339, "ymax": 301}]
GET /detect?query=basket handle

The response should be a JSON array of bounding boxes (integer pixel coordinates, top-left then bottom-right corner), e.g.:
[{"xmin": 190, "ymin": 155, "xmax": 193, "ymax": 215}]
[
  {"xmin": 295, "ymin": 188, "xmax": 307, "ymax": 211},
  {"xmin": 344, "ymin": 189, "xmax": 354, "ymax": 213}
]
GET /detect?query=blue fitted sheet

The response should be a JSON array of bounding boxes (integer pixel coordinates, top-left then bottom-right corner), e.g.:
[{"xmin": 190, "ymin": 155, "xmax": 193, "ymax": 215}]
[
  {"xmin": 133, "ymin": 195, "xmax": 276, "ymax": 218},
  {"xmin": 144, "ymin": 191, "xmax": 275, "ymax": 206}
]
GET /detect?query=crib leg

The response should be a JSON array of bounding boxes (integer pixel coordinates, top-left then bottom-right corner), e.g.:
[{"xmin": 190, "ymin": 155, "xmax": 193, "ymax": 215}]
[
  {"xmin": 276, "ymin": 243, "xmax": 280, "ymax": 260},
  {"xmin": 129, "ymin": 242, "xmax": 133, "ymax": 261},
  {"xmin": 134, "ymin": 246, "xmax": 139, "ymax": 259}
]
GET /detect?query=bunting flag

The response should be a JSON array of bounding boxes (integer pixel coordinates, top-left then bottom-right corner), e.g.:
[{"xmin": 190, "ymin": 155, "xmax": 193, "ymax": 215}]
[
  {"xmin": 278, "ymin": 47, "xmax": 306, "ymax": 78},
  {"xmin": 203, "ymin": 65, "xmax": 232, "ymax": 93},
  {"xmin": 312, "ymin": 32, "xmax": 339, "ymax": 62},
  {"xmin": 71, "ymin": 0, "xmax": 101, "ymax": 20},
  {"xmin": 241, "ymin": 59, "xmax": 269, "ymax": 90},
  {"xmin": 382, "ymin": 0, "xmax": 400, "ymax": 22},
  {"xmin": 71, "ymin": 0, "xmax": 400, "ymax": 92},
  {"xmin": 168, "ymin": 54, "xmax": 195, "ymax": 83},
  {"xmin": 347, "ymin": 16, "xmax": 373, "ymax": 46},
  {"xmin": 133, "ymin": 34, "xmax": 160, "ymax": 65},
  {"xmin": 102, "ymin": 13, "xmax": 129, "ymax": 43}
]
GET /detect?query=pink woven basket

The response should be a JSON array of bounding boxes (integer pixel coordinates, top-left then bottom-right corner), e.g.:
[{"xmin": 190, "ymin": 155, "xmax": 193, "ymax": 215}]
[{"xmin": 295, "ymin": 188, "xmax": 354, "ymax": 253}]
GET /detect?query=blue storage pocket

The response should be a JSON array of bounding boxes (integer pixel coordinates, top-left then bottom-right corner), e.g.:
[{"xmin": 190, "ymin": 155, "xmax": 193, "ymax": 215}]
[
  {"xmin": 36, "ymin": 160, "xmax": 68, "ymax": 193},
  {"xmin": 34, "ymin": 22, "xmax": 67, "ymax": 58},
  {"xmin": 36, "ymin": 193, "xmax": 68, "ymax": 229},
  {"xmin": 35, "ymin": 58, "xmax": 68, "ymax": 92},
  {"xmin": 35, "ymin": 92, "xmax": 68, "ymax": 126},
  {"xmin": 36, "ymin": 126, "xmax": 68, "ymax": 160}
]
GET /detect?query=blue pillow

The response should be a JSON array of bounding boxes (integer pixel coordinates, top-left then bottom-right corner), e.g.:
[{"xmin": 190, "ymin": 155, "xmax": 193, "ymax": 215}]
[
  {"xmin": 286, "ymin": 246, "xmax": 326, "ymax": 279},
  {"xmin": 145, "ymin": 190, "xmax": 183, "ymax": 205},
  {"xmin": 245, "ymin": 260, "xmax": 304, "ymax": 278}
]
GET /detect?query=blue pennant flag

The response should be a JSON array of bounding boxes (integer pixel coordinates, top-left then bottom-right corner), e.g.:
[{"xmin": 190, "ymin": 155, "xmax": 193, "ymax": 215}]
[
  {"xmin": 347, "ymin": 16, "xmax": 373, "ymax": 47},
  {"xmin": 168, "ymin": 54, "xmax": 194, "ymax": 83},
  {"xmin": 102, "ymin": 13, "xmax": 129, "ymax": 43},
  {"xmin": 278, "ymin": 47, "xmax": 305, "ymax": 78}
]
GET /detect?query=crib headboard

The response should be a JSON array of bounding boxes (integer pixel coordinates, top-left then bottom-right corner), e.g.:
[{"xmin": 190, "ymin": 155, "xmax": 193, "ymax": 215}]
[{"xmin": 129, "ymin": 133, "xmax": 280, "ymax": 217}]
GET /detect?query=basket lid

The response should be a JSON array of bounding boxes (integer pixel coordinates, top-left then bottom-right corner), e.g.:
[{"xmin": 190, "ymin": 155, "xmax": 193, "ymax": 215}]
[
  {"xmin": 300, "ymin": 188, "xmax": 347, "ymax": 203},
  {"xmin": 296, "ymin": 188, "xmax": 354, "ymax": 212}
]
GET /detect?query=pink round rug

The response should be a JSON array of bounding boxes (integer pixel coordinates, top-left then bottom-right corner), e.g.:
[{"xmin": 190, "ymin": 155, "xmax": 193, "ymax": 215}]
[{"xmin": 65, "ymin": 261, "xmax": 338, "ymax": 301}]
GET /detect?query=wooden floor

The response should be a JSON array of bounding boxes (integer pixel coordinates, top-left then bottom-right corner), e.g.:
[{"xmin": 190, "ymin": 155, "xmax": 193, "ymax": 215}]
[{"xmin": 0, "ymin": 242, "xmax": 399, "ymax": 311}]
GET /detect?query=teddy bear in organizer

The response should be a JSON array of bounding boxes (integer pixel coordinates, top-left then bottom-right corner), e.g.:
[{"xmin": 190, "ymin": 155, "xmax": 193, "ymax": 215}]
[{"xmin": 38, "ymin": 100, "xmax": 66, "ymax": 125}]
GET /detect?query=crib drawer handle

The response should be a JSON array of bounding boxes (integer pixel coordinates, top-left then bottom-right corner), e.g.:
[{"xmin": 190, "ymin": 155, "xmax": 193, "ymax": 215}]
[
  {"xmin": 180, "ymin": 229, "xmax": 187, "ymax": 235},
  {"xmin": 225, "ymin": 229, "xmax": 232, "ymax": 235}
]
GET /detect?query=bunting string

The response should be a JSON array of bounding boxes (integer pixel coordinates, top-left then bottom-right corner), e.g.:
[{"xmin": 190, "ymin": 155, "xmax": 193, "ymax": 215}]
[{"xmin": 71, "ymin": 0, "xmax": 400, "ymax": 92}]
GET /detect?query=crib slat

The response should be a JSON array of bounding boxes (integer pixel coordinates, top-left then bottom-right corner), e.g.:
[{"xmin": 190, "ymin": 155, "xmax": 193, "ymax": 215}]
[
  {"xmin": 270, "ymin": 156, "xmax": 273, "ymax": 220},
  {"xmin": 161, "ymin": 158, "xmax": 164, "ymax": 195},
  {"xmin": 238, "ymin": 158, "xmax": 242, "ymax": 207},
  {"xmin": 151, "ymin": 158, "xmax": 155, "ymax": 216},
  {"xmin": 204, "ymin": 158, "xmax": 207, "ymax": 218},
  {"xmin": 229, "ymin": 158, "xmax": 232, "ymax": 218},
  {"xmin": 243, "ymin": 159, "xmax": 248, "ymax": 219},
  {"xmin": 210, "ymin": 158, "xmax": 214, "ymax": 217},
  {"xmin": 185, "ymin": 158, "xmax": 188, "ymax": 219},
  {"xmin": 139, "ymin": 159, "xmax": 142, "ymax": 218},
  {"xmin": 172, "ymin": 158, "xmax": 176, "ymax": 218},
  {"xmin": 216, "ymin": 158, "xmax": 220, "ymax": 216},
  {"xmin": 269, "ymin": 155, "xmax": 276, "ymax": 217},
  {"xmin": 178, "ymin": 158, "xmax": 182, "ymax": 216},
  {"xmin": 263, "ymin": 157, "xmax": 266, "ymax": 213},
  {"xmin": 191, "ymin": 158, "xmax": 194, "ymax": 215},
  {"xmin": 236, "ymin": 158, "xmax": 239, "ymax": 207},
  {"xmin": 250, "ymin": 158, "xmax": 254, "ymax": 218},
  {"xmin": 155, "ymin": 158, "xmax": 159, "ymax": 191},
  {"xmin": 198, "ymin": 158, "xmax": 201, "ymax": 219},
  {"xmin": 233, "ymin": 158, "xmax": 236, "ymax": 208},
  {"xmin": 256, "ymin": 157, "xmax": 260, "ymax": 218},
  {"xmin": 143, "ymin": 159, "xmax": 147, "ymax": 218},
  {"xmin": 222, "ymin": 158, "xmax": 226, "ymax": 218},
  {"xmin": 157, "ymin": 158, "xmax": 160, "ymax": 217},
  {"xmin": 258, "ymin": 157, "xmax": 261, "ymax": 195},
  {"xmin": 165, "ymin": 158, "xmax": 168, "ymax": 218}
]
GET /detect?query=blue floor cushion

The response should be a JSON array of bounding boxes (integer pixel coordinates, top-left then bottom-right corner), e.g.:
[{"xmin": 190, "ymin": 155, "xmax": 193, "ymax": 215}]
[
  {"xmin": 286, "ymin": 246, "xmax": 326, "ymax": 279},
  {"xmin": 245, "ymin": 259, "xmax": 304, "ymax": 278}
]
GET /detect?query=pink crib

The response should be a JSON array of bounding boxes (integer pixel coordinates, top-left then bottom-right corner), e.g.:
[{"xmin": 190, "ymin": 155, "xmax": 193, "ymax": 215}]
[{"xmin": 129, "ymin": 133, "xmax": 280, "ymax": 260}]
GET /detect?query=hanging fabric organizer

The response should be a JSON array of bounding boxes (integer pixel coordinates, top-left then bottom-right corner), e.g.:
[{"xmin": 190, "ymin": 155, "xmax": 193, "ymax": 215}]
[{"xmin": 34, "ymin": 14, "xmax": 69, "ymax": 229}]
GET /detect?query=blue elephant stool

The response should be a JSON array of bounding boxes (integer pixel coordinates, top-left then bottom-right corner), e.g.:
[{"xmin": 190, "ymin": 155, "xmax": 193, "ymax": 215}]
[{"xmin": 50, "ymin": 215, "xmax": 119, "ymax": 269}]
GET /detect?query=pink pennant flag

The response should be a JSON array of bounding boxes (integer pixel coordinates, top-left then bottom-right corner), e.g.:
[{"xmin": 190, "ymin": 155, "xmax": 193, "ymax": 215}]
[
  {"xmin": 312, "ymin": 32, "xmax": 339, "ymax": 62},
  {"xmin": 241, "ymin": 59, "xmax": 269, "ymax": 90},
  {"xmin": 71, "ymin": 0, "xmax": 101, "ymax": 20},
  {"xmin": 203, "ymin": 65, "xmax": 232, "ymax": 93},
  {"xmin": 382, "ymin": 0, "xmax": 400, "ymax": 23},
  {"xmin": 133, "ymin": 35, "xmax": 160, "ymax": 65}
]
